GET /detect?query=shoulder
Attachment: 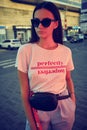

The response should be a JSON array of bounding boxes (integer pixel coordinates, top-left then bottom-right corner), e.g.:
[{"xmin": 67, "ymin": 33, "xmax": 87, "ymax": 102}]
[
  {"xmin": 58, "ymin": 44, "xmax": 71, "ymax": 53},
  {"xmin": 18, "ymin": 43, "xmax": 32, "ymax": 51},
  {"xmin": 17, "ymin": 43, "xmax": 35, "ymax": 55},
  {"xmin": 16, "ymin": 43, "xmax": 33, "ymax": 59}
]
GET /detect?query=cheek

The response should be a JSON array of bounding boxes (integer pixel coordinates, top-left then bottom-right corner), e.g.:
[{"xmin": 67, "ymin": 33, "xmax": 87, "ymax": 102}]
[
  {"xmin": 35, "ymin": 29, "xmax": 46, "ymax": 37},
  {"xmin": 47, "ymin": 26, "xmax": 54, "ymax": 34},
  {"xmin": 35, "ymin": 26, "xmax": 54, "ymax": 37}
]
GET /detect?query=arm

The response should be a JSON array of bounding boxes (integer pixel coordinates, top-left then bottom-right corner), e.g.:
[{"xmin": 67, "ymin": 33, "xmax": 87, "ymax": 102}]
[
  {"xmin": 66, "ymin": 71, "xmax": 76, "ymax": 104},
  {"xmin": 18, "ymin": 70, "xmax": 37, "ymax": 130}
]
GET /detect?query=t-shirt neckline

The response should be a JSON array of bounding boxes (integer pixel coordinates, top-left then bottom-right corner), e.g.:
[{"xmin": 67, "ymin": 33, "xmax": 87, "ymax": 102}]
[{"xmin": 35, "ymin": 43, "xmax": 59, "ymax": 51}]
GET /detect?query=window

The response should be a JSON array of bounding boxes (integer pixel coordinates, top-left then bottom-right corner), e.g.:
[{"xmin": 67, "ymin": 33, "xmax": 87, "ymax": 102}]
[
  {"xmin": 3, "ymin": 40, "xmax": 11, "ymax": 43},
  {"xmin": 13, "ymin": 40, "xmax": 20, "ymax": 42}
]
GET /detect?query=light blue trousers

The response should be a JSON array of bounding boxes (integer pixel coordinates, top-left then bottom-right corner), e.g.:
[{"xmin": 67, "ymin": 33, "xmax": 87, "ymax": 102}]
[{"xmin": 25, "ymin": 90, "xmax": 76, "ymax": 130}]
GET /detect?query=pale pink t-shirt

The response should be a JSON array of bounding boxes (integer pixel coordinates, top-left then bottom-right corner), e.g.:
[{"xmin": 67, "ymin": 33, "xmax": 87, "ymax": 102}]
[{"xmin": 16, "ymin": 43, "xmax": 74, "ymax": 94}]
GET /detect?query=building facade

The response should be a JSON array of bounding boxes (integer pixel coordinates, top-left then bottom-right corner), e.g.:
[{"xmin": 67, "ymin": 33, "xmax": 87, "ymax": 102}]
[
  {"xmin": 0, "ymin": 0, "xmax": 34, "ymax": 42},
  {"xmin": 80, "ymin": 0, "xmax": 87, "ymax": 35},
  {"xmin": 0, "ymin": 0, "xmax": 81, "ymax": 42}
]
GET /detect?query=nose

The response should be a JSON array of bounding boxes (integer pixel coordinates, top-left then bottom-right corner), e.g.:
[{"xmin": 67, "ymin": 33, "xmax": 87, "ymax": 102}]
[{"xmin": 38, "ymin": 23, "xmax": 43, "ymax": 28}]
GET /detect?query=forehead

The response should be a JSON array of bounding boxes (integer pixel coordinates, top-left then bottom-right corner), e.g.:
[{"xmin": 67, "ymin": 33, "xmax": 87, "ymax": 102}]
[{"xmin": 34, "ymin": 8, "xmax": 54, "ymax": 19}]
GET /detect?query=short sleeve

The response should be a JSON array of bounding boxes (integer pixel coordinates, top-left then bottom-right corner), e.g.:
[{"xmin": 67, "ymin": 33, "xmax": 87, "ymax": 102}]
[
  {"xmin": 66, "ymin": 49, "xmax": 74, "ymax": 71},
  {"xmin": 15, "ymin": 44, "xmax": 31, "ymax": 73}
]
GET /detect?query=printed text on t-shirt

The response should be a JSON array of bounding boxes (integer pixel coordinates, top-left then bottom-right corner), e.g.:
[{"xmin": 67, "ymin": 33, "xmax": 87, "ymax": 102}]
[{"xmin": 31, "ymin": 61, "xmax": 66, "ymax": 75}]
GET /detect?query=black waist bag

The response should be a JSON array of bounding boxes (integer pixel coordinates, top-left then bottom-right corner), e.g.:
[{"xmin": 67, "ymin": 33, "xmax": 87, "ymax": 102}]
[
  {"xmin": 29, "ymin": 92, "xmax": 70, "ymax": 111},
  {"xmin": 29, "ymin": 92, "xmax": 58, "ymax": 111}
]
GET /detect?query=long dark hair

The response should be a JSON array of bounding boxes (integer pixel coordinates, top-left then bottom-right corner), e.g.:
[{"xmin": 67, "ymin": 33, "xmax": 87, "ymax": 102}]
[{"xmin": 29, "ymin": 1, "xmax": 63, "ymax": 44}]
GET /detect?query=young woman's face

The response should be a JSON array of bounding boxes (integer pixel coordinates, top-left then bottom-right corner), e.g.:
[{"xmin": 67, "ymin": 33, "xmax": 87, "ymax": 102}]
[{"xmin": 33, "ymin": 8, "xmax": 58, "ymax": 39}]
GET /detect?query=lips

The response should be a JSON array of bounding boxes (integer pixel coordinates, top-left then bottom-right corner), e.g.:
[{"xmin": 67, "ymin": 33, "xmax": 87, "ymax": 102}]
[{"xmin": 37, "ymin": 30, "xmax": 45, "ymax": 34}]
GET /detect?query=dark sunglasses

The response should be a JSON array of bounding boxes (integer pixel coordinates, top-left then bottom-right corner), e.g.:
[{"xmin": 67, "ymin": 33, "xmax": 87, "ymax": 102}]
[{"xmin": 31, "ymin": 18, "xmax": 56, "ymax": 28}]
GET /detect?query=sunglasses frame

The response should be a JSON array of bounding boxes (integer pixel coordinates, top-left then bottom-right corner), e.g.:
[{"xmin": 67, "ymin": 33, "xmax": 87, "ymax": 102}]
[{"xmin": 31, "ymin": 18, "xmax": 56, "ymax": 28}]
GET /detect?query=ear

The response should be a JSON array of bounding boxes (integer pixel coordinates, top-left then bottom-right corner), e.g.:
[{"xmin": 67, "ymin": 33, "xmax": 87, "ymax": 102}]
[{"xmin": 54, "ymin": 21, "xmax": 58, "ymax": 29}]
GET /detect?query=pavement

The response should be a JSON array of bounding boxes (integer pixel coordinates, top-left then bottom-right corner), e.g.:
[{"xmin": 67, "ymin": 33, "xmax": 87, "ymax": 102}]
[
  {"xmin": 67, "ymin": 41, "xmax": 87, "ymax": 130},
  {"xmin": 0, "ymin": 41, "xmax": 87, "ymax": 130}
]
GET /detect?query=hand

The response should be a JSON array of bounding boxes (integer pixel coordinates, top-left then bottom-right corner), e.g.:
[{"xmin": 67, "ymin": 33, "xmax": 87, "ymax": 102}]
[{"xmin": 70, "ymin": 93, "xmax": 76, "ymax": 105}]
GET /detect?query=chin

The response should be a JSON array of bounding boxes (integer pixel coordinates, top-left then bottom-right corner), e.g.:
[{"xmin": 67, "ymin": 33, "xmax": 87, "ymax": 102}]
[{"xmin": 38, "ymin": 34, "xmax": 47, "ymax": 39}]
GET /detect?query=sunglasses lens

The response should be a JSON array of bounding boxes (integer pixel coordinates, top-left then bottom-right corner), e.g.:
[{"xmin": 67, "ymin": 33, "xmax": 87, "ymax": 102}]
[
  {"xmin": 31, "ymin": 18, "xmax": 40, "ymax": 27},
  {"xmin": 42, "ymin": 18, "xmax": 51, "ymax": 27}
]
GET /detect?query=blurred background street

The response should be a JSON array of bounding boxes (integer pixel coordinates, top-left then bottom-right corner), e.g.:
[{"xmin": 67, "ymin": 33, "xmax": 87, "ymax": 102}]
[{"xmin": 0, "ymin": 0, "xmax": 87, "ymax": 130}]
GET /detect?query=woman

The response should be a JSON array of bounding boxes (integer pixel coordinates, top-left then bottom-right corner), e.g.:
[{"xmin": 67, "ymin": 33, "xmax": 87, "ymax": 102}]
[{"xmin": 16, "ymin": 1, "xmax": 76, "ymax": 130}]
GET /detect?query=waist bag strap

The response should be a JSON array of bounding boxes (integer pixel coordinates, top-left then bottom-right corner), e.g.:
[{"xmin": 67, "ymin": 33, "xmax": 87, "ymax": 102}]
[{"xmin": 56, "ymin": 93, "xmax": 70, "ymax": 100}]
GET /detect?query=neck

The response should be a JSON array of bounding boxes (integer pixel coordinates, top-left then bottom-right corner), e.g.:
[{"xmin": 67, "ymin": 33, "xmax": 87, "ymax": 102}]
[{"xmin": 37, "ymin": 38, "xmax": 58, "ymax": 50}]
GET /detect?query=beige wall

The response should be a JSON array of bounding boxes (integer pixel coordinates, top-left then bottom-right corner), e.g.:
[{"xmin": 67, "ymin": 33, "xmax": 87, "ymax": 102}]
[
  {"xmin": 60, "ymin": 10, "xmax": 80, "ymax": 29},
  {"xmin": 0, "ymin": 0, "xmax": 35, "ymax": 29},
  {"xmin": 69, "ymin": 0, "xmax": 81, "ymax": 2},
  {"xmin": 66, "ymin": 11, "xmax": 80, "ymax": 27},
  {"xmin": 0, "ymin": 0, "xmax": 80, "ymax": 29},
  {"xmin": 0, "ymin": 0, "xmax": 34, "ymax": 10}
]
